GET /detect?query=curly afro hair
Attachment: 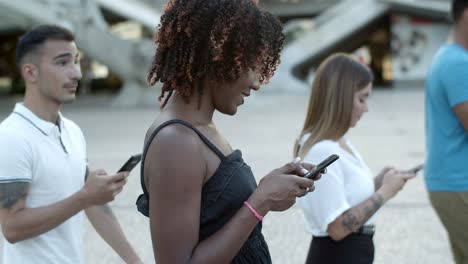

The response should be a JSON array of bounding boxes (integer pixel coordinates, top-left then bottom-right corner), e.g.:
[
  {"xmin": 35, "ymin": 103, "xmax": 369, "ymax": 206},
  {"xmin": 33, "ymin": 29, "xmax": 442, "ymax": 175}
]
[{"xmin": 148, "ymin": 0, "xmax": 284, "ymax": 108}]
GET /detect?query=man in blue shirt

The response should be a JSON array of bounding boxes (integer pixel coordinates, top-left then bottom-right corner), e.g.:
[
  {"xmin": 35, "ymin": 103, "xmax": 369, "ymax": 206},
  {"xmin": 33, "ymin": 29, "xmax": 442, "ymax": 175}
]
[{"xmin": 425, "ymin": 1, "xmax": 468, "ymax": 263}]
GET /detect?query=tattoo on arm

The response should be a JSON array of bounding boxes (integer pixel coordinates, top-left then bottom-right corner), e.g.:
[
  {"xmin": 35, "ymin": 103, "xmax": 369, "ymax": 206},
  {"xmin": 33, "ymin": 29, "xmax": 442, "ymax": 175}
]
[
  {"xmin": 341, "ymin": 193, "xmax": 384, "ymax": 232},
  {"xmin": 342, "ymin": 210, "xmax": 359, "ymax": 232},
  {"xmin": 100, "ymin": 204, "xmax": 115, "ymax": 217},
  {"xmin": 0, "ymin": 182, "xmax": 30, "ymax": 209}
]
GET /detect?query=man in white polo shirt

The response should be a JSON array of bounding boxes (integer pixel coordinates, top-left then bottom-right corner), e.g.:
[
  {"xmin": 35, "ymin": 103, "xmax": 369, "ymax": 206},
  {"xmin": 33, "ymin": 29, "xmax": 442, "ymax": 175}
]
[{"xmin": 0, "ymin": 25, "xmax": 142, "ymax": 263}]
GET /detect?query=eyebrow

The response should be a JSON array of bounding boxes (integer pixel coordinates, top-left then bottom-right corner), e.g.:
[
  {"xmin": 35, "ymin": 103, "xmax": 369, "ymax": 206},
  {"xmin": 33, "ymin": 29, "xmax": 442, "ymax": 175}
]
[
  {"xmin": 52, "ymin": 52, "xmax": 79, "ymax": 60},
  {"xmin": 52, "ymin": 53, "xmax": 72, "ymax": 61}
]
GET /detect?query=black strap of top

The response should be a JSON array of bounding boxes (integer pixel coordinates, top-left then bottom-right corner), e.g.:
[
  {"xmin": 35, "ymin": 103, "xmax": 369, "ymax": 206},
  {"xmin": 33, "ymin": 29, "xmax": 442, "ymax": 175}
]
[{"xmin": 140, "ymin": 119, "xmax": 225, "ymax": 195}]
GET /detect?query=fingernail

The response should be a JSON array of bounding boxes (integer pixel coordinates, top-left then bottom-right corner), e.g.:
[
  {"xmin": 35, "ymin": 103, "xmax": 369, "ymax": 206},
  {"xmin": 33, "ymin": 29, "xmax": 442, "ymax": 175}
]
[
  {"xmin": 301, "ymin": 168, "xmax": 308, "ymax": 174},
  {"xmin": 293, "ymin": 157, "xmax": 301, "ymax": 163}
]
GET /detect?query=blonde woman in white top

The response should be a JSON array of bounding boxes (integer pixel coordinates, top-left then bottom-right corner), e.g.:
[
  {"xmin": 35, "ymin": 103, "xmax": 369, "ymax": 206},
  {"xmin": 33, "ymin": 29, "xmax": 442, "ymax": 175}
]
[{"xmin": 294, "ymin": 53, "xmax": 416, "ymax": 264}]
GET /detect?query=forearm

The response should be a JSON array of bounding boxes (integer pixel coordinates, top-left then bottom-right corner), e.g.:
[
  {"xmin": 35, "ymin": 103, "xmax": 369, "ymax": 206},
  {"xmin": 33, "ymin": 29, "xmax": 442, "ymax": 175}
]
[
  {"xmin": 328, "ymin": 191, "xmax": 385, "ymax": 241},
  {"xmin": 155, "ymin": 196, "xmax": 268, "ymax": 264},
  {"xmin": 2, "ymin": 191, "xmax": 88, "ymax": 243},
  {"xmin": 188, "ymin": 205, "xmax": 263, "ymax": 264},
  {"xmin": 86, "ymin": 205, "xmax": 141, "ymax": 264},
  {"xmin": 374, "ymin": 176, "xmax": 383, "ymax": 190}
]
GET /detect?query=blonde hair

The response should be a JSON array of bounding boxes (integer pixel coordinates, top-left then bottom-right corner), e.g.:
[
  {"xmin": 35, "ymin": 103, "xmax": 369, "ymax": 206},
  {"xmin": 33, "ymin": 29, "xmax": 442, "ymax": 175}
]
[{"xmin": 293, "ymin": 53, "xmax": 374, "ymax": 158}]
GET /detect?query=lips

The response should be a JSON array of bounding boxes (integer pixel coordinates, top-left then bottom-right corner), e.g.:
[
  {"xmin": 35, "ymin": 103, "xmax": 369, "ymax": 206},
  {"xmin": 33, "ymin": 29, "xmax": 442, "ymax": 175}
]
[{"xmin": 63, "ymin": 82, "xmax": 78, "ymax": 89}]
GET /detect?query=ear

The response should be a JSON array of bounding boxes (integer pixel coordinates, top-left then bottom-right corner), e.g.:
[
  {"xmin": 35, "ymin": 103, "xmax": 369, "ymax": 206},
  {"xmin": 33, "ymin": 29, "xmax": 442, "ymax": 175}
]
[{"xmin": 21, "ymin": 63, "xmax": 39, "ymax": 83}]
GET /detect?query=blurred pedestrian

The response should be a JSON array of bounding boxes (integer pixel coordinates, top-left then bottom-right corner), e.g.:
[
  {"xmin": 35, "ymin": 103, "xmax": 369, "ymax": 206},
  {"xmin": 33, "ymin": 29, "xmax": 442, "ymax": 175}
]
[{"xmin": 425, "ymin": 1, "xmax": 468, "ymax": 263}]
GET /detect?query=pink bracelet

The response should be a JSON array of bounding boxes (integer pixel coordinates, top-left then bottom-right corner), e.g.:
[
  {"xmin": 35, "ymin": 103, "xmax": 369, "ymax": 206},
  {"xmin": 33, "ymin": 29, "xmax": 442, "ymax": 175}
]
[{"xmin": 243, "ymin": 201, "xmax": 264, "ymax": 222}]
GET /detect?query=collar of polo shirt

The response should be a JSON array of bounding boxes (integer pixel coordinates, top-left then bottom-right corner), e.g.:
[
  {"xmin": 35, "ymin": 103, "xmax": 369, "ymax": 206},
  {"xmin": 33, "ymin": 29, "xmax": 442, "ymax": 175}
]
[{"xmin": 13, "ymin": 103, "xmax": 65, "ymax": 136}]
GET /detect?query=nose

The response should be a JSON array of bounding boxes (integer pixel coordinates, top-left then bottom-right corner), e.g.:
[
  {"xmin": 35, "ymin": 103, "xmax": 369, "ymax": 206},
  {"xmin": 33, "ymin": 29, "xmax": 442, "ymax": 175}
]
[{"xmin": 70, "ymin": 63, "xmax": 82, "ymax": 81}]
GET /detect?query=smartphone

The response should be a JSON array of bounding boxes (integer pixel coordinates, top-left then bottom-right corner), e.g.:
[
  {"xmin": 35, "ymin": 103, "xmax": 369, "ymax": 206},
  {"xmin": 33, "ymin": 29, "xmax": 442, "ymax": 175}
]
[
  {"xmin": 303, "ymin": 154, "xmax": 340, "ymax": 179},
  {"xmin": 117, "ymin": 154, "xmax": 142, "ymax": 173},
  {"xmin": 406, "ymin": 164, "xmax": 424, "ymax": 174}
]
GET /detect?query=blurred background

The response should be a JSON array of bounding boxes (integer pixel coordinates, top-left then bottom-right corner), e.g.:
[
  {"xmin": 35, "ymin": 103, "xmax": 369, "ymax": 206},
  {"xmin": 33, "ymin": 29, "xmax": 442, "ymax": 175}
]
[{"xmin": 0, "ymin": 0, "xmax": 451, "ymax": 105}]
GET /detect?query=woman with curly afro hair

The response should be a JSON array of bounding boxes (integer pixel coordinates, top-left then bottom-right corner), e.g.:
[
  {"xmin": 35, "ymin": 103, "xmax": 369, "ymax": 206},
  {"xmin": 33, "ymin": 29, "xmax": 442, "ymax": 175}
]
[{"xmin": 135, "ymin": 0, "xmax": 321, "ymax": 263}]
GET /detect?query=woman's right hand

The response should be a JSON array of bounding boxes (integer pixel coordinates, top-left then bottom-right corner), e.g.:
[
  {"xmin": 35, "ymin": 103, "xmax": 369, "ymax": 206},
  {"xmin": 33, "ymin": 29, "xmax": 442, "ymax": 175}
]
[
  {"xmin": 248, "ymin": 161, "xmax": 316, "ymax": 214},
  {"xmin": 377, "ymin": 169, "xmax": 416, "ymax": 202}
]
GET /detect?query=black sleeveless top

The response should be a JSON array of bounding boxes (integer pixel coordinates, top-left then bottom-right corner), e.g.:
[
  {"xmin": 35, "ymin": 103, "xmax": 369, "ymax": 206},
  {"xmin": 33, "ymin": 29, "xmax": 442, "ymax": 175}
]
[{"xmin": 136, "ymin": 119, "xmax": 271, "ymax": 264}]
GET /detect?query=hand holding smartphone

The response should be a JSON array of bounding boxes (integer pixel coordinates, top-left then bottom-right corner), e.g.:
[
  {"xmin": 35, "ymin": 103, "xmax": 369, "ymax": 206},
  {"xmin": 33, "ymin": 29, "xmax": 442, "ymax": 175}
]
[
  {"xmin": 118, "ymin": 154, "xmax": 142, "ymax": 173},
  {"xmin": 303, "ymin": 154, "xmax": 339, "ymax": 179}
]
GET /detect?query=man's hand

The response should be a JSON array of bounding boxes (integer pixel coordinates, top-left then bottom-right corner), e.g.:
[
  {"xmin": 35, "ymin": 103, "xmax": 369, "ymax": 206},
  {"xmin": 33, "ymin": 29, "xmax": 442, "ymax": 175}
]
[{"xmin": 80, "ymin": 169, "xmax": 129, "ymax": 206}]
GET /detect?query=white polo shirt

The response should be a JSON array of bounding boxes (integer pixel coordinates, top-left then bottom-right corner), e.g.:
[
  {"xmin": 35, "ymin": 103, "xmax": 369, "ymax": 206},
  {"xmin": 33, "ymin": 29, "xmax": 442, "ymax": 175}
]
[
  {"xmin": 0, "ymin": 103, "xmax": 87, "ymax": 264},
  {"xmin": 298, "ymin": 137, "xmax": 376, "ymax": 237}
]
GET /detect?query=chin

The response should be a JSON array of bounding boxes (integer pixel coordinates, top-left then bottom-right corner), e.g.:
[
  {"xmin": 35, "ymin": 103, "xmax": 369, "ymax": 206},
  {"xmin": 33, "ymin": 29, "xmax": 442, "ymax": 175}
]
[
  {"xmin": 218, "ymin": 106, "xmax": 237, "ymax": 116},
  {"xmin": 223, "ymin": 109, "xmax": 237, "ymax": 116},
  {"xmin": 60, "ymin": 95, "xmax": 76, "ymax": 104}
]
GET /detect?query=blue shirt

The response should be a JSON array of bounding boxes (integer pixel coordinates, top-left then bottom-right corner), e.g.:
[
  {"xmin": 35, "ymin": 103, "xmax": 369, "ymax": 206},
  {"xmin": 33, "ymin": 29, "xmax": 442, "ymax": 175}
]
[{"xmin": 425, "ymin": 44, "xmax": 468, "ymax": 191}]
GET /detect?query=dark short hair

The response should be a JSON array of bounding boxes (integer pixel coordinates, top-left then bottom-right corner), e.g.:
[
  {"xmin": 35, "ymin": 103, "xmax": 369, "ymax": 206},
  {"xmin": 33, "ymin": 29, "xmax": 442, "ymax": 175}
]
[
  {"xmin": 452, "ymin": 0, "xmax": 468, "ymax": 23},
  {"xmin": 16, "ymin": 24, "xmax": 75, "ymax": 67}
]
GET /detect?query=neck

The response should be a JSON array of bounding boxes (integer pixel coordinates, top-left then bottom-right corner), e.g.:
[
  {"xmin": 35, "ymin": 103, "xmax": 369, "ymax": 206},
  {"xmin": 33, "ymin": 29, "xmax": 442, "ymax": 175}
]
[
  {"xmin": 23, "ymin": 86, "xmax": 60, "ymax": 123},
  {"xmin": 165, "ymin": 90, "xmax": 215, "ymax": 126},
  {"xmin": 453, "ymin": 25, "xmax": 468, "ymax": 50}
]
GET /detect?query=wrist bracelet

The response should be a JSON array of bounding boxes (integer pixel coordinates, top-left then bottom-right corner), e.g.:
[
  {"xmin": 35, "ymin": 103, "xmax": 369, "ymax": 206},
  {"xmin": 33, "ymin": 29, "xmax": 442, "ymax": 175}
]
[{"xmin": 244, "ymin": 201, "xmax": 264, "ymax": 222}]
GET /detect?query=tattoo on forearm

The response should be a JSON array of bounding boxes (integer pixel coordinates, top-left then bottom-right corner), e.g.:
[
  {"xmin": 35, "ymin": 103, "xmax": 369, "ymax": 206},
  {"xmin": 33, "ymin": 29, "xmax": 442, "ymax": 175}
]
[
  {"xmin": 342, "ymin": 193, "xmax": 384, "ymax": 232},
  {"xmin": 342, "ymin": 210, "xmax": 359, "ymax": 232},
  {"xmin": 0, "ymin": 182, "xmax": 29, "ymax": 209},
  {"xmin": 100, "ymin": 204, "xmax": 115, "ymax": 217}
]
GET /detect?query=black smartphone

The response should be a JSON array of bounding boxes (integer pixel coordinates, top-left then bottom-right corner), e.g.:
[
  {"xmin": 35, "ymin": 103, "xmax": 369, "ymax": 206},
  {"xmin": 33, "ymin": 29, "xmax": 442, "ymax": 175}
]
[
  {"xmin": 303, "ymin": 154, "xmax": 340, "ymax": 179},
  {"xmin": 117, "ymin": 154, "xmax": 142, "ymax": 173},
  {"xmin": 406, "ymin": 164, "xmax": 424, "ymax": 174}
]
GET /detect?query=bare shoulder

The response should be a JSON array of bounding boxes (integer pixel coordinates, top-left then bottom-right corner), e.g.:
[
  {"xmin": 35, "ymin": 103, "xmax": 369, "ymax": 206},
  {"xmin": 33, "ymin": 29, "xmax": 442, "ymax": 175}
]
[
  {"xmin": 144, "ymin": 122, "xmax": 206, "ymax": 189},
  {"xmin": 145, "ymin": 122, "xmax": 204, "ymax": 154}
]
